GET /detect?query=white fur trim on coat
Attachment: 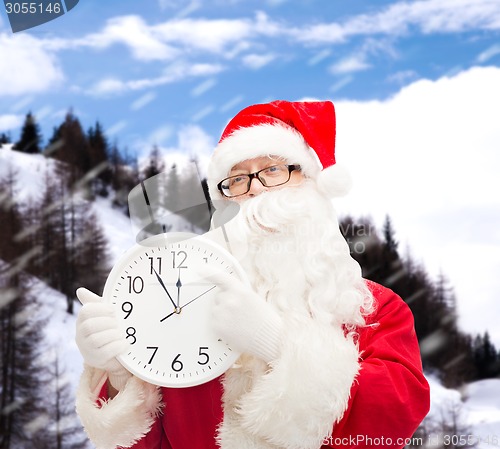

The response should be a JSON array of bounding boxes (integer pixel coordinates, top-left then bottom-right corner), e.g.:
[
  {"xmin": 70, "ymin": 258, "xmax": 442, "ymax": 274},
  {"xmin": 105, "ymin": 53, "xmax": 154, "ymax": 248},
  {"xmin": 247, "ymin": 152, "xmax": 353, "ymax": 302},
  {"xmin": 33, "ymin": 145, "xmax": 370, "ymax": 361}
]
[
  {"xmin": 75, "ymin": 365, "xmax": 163, "ymax": 449},
  {"xmin": 208, "ymin": 124, "xmax": 322, "ymax": 201},
  {"xmin": 218, "ymin": 319, "xmax": 360, "ymax": 449}
]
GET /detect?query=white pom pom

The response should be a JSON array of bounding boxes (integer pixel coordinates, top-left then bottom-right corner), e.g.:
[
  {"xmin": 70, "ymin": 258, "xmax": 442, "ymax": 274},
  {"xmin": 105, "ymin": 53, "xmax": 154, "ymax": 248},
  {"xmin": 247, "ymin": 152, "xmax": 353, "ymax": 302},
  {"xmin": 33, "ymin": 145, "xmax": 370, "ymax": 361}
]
[{"xmin": 316, "ymin": 164, "xmax": 352, "ymax": 198}]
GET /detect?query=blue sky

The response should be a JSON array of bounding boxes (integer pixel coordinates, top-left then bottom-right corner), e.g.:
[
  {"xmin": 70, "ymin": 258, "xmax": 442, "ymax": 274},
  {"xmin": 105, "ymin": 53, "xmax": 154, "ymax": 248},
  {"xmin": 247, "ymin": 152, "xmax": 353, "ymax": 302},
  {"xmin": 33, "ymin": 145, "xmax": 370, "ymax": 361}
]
[
  {"xmin": 1, "ymin": 0, "xmax": 499, "ymax": 149},
  {"xmin": 1, "ymin": 0, "xmax": 500, "ymax": 344}
]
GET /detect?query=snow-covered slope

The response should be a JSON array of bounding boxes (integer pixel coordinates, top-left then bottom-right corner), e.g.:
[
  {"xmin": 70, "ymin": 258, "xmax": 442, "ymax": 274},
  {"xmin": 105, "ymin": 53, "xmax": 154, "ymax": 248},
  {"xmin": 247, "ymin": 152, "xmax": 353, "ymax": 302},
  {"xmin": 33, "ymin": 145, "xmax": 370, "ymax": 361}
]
[
  {"xmin": 2, "ymin": 145, "xmax": 499, "ymax": 442},
  {"xmin": 0, "ymin": 143, "xmax": 59, "ymax": 203},
  {"xmin": 426, "ymin": 375, "xmax": 500, "ymax": 447}
]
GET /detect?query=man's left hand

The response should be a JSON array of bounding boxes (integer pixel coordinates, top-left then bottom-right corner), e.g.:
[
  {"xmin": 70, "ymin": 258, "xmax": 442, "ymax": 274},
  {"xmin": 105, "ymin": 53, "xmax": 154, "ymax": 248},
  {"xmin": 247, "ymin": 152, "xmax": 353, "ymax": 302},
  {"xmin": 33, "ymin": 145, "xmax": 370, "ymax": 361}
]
[{"xmin": 209, "ymin": 271, "xmax": 283, "ymax": 363}]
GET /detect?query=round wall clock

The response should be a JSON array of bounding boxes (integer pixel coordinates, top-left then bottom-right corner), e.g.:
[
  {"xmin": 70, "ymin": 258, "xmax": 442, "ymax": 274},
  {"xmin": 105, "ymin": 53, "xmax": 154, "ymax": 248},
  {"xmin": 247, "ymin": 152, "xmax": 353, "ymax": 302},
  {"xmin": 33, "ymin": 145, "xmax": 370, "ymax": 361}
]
[{"xmin": 102, "ymin": 232, "xmax": 247, "ymax": 388}]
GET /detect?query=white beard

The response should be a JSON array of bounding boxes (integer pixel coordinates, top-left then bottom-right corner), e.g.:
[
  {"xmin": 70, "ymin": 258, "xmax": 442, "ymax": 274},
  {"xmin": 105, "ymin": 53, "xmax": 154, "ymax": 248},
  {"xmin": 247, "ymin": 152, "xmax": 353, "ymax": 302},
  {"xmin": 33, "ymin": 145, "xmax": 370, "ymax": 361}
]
[
  {"xmin": 223, "ymin": 180, "xmax": 373, "ymax": 329},
  {"xmin": 216, "ymin": 181, "xmax": 375, "ymax": 449}
]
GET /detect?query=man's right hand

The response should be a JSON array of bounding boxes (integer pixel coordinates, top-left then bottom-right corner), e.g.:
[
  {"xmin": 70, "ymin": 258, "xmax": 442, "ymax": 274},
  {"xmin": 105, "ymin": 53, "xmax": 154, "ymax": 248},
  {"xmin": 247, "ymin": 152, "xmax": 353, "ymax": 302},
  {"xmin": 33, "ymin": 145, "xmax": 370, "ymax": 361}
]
[{"xmin": 75, "ymin": 287, "xmax": 131, "ymax": 390}]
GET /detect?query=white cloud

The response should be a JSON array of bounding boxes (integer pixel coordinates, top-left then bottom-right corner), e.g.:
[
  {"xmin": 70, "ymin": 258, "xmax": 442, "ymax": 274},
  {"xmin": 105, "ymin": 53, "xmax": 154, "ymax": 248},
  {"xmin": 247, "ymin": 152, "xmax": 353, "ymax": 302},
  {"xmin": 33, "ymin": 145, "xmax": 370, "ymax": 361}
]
[
  {"xmin": 0, "ymin": 114, "xmax": 23, "ymax": 132},
  {"xmin": 387, "ymin": 70, "xmax": 419, "ymax": 84},
  {"xmin": 0, "ymin": 33, "xmax": 64, "ymax": 96},
  {"xmin": 220, "ymin": 95, "xmax": 245, "ymax": 113},
  {"xmin": 241, "ymin": 53, "xmax": 276, "ymax": 70},
  {"xmin": 191, "ymin": 78, "xmax": 217, "ymax": 97},
  {"xmin": 11, "ymin": 96, "xmax": 34, "ymax": 112},
  {"xmin": 32, "ymin": 1, "xmax": 500, "ymax": 74},
  {"xmin": 80, "ymin": 15, "xmax": 179, "ymax": 61},
  {"xmin": 44, "ymin": 14, "xmax": 261, "ymax": 60},
  {"xmin": 477, "ymin": 43, "xmax": 500, "ymax": 63},
  {"xmin": 329, "ymin": 55, "xmax": 371, "ymax": 74},
  {"xmin": 175, "ymin": 1, "xmax": 202, "ymax": 18},
  {"xmin": 293, "ymin": 0, "xmax": 500, "ymax": 43},
  {"xmin": 332, "ymin": 66, "xmax": 500, "ymax": 343},
  {"xmin": 90, "ymin": 78, "xmax": 126, "ymax": 95},
  {"xmin": 136, "ymin": 125, "xmax": 215, "ymax": 174},
  {"xmin": 152, "ymin": 17, "xmax": 254, "ymax": 54},
  {"xmin": 130, "ymin": 92, "xmax": 157, "ymax": 111},
  {"xmin": 329, "ymin": 39, "xmax": 396, "ymax": 75},
  {"xmin": 308, "ymin": 49, "xmax": 331, "ymax": 66},
  {"xmin": 88, "ymin": 63, "xmax": 224, "ymax": 96},
  {"xmin": 329, "ymin": 76, "xmax": 353, "ymax": 93},
  {"xmin": 157, "ymin": 0, "xmax": 201, "ymax": 17},
  {"xmin": 106, "ymin": 120, "xmax": 128, "ymax": 137},
  {"xmin": 148, "ymin": 125, "xmax": 174, "ymax": 146},
  {"xmin": 192, "ymin": 105, "xmax": 215, "ymax": 122}
]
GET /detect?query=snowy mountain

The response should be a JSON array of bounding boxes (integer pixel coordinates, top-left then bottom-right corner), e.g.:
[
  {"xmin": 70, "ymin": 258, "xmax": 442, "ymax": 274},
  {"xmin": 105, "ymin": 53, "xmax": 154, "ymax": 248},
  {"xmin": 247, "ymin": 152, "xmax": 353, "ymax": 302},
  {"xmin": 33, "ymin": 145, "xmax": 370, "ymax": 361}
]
[
  {"xmin": 1, "ymin": 145, "xmax": 499, "ymax": 445},
  {"xmin": 425, "ymin": 375, "xmax": 500, "ymax": 448}
]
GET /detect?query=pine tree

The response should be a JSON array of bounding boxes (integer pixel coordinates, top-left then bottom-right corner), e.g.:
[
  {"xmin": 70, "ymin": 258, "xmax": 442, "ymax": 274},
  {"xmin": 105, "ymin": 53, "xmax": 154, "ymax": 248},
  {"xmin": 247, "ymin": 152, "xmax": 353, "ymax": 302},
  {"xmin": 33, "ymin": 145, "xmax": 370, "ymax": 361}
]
[
  {"xmin": 0, "ymin": 271, "xmax": 51, "ymax": 449},
  {"xmin": 382, "ymin": 214, "xmax": 398, "ymax": 254},
  {"xmin": 33, "ymin": 349, "xmax": 89, "ymax": 449},
  {"xmin": 164, "ymin": 163, "xmax": 181, "ymax": 214},
  {"xmin": 14, "ymin": 112, "xmax": 42, "ymax": 154},
  {"xmin": 0, "ymin": 132, "xmax": 11, "ymax": 145},
  {"xmin": 338, "ymin": 215, "xmax": 478, "ymax": 387},
  {"xmin": 32, "ymin": 169, "xmax": 109, "ymax": 313},
  {"xmin": 177, "ymin": 158, "xmax": 213, "ymax": 232},
  {"xmin": 109, "ymin": 144, "xmax": 140, "ymax": 211},
  {"xmin": 87, "ymin": 121, "xmax": 112, "ymax": 196},
  {"xmin": 74, "ymin": 209, "xmax": 110, "ymax": 297},
  {"xmin": 473, "ymin": 332, "xmax": 500, "ymax": 379},
  {"xmin": 49, "ymin": 111, "xmax": 91, "ymax": 189},
  {"xmin": 45, "ymin": 126, "xmax": 63, "ymax": 158},
  {"xmin": 143, "ymin": 145, "xmax": 165, "ymax": 180},
  {"xmin": 0, "ymin": 168, "xmax": 25, "ymax": 263}
]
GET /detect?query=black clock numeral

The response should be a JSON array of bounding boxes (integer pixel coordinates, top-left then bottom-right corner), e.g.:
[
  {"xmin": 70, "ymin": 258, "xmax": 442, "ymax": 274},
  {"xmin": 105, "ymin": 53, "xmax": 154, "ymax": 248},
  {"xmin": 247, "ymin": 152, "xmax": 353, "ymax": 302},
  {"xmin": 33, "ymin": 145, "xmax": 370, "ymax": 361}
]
[
  {"xmin": 127, "ymin": 276, "xmax": 144, "ymax": 294},
  {"xmin": 126, "ymin": 327, "xmax": 137, "ymax": 344},
  {"xmin": 171, "ymin": 354, "xmax": 183, "ymax": 372},
  {"xmin": 147, "ymin": 346, "xmax": 158, "ymax": 364},
  {"xmin": 149, "ymin": 257, "xmax": 162, "ymax": 275},
  {"xmin": 171, "ymin": 251, "xmax": 188, "ymax": 269},
  {"xmin": 197, "ymin": 347, "xmax": 209, "ymax": 365},
  {"xmin": 122, "ymin": 301, "xmax": 133, "ymax": 319}
]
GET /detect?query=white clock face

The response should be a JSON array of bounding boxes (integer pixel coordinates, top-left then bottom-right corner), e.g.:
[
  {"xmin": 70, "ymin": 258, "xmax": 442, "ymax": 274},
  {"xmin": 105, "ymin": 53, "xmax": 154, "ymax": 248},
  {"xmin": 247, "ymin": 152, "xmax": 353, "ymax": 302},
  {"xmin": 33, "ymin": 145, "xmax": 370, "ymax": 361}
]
[{"xmin": 102, "ymin": 233, "xmax": 245, "ymax": 388}]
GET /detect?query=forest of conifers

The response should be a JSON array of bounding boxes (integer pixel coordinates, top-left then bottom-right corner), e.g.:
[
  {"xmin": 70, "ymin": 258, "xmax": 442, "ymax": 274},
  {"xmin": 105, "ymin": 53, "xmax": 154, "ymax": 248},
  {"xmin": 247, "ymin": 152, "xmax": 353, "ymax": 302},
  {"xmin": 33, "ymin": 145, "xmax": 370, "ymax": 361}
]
[{"xmin": 1, "ymin": 111, "xmax": 499, "ymax": 449}]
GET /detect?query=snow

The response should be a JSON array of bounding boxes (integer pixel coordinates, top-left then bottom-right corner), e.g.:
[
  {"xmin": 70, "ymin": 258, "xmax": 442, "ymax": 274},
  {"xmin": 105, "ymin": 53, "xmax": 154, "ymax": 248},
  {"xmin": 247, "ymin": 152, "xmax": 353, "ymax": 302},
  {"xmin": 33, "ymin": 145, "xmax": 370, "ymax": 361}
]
[
  {"xmin": 92, "ymin": 196, "xmax": 136, "ymax": 263},
  {"xmin": 464, "ymin": 379, "xmax": 500, "ymax": 444},
  {"xmin": 25, "ymin": 266, "xmax": 84, "ymax": 389},
  {"xmin": 426, "ymin": 375, "xmax": 500, "ymax": 447},
  {"xmin": 0, "ymin": 143, "xmax": 58, "ymax": 203},
  {"xmin": 2, "ymin": 145, "xmax": 500, "ymax": 441}
]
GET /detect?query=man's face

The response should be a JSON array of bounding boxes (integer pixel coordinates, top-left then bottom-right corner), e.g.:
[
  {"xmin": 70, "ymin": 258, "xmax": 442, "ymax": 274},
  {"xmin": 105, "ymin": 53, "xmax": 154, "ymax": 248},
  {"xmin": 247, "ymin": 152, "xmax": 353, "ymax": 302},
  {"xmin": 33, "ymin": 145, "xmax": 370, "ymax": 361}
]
[{"xmin": 223, "ymin": 156, "xmax": 305, "ymax": 202}]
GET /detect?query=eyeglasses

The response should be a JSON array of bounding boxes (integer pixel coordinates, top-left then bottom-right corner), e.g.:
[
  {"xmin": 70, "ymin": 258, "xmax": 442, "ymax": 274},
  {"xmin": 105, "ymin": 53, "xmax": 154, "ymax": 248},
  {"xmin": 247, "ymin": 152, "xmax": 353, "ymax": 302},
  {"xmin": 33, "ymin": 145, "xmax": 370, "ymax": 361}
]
[{"xmin": 217, "ymin": 164, "xmax": 301, "ymax": 198}]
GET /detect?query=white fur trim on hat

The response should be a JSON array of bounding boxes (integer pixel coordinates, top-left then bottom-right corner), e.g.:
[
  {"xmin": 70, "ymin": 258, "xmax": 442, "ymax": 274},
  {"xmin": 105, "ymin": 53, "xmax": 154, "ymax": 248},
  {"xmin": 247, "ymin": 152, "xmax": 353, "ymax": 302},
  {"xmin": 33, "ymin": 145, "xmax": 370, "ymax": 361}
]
[
  {"xmin": 208, "ymin": 123, "xmax": 321, "ymax": 201},
  {"xmin": 317, "ymin": 163, "xmax": 352, "ymax": 198}
]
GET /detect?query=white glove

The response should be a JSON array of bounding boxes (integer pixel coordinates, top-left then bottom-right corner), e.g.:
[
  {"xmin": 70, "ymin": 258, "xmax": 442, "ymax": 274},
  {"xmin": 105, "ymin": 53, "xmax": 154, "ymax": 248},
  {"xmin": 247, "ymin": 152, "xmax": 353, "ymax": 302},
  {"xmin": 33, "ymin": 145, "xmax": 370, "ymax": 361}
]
[
  {"xmin": 75, "ymin": 287, "xmax": 132, "ymax": 390},
  {"xmin": 210, "ymin": 272, "xmax": 283, "ymax": 363}
]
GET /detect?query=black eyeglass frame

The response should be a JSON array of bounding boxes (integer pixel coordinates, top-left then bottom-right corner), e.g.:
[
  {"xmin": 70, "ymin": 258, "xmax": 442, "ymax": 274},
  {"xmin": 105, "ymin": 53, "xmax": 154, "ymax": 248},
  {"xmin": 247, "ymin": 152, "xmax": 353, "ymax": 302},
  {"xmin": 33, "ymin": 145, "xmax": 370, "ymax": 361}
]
[{"xmin": 217, "ymin": 164, "xmax": 302, "ymax": 198}]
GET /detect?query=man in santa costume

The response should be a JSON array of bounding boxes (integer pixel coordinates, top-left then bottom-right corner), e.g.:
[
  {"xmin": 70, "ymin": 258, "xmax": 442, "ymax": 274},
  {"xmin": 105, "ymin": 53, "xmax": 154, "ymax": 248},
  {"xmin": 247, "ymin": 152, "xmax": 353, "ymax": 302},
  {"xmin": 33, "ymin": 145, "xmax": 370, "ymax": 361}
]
[{"xmin": 75, "ymin": 100, "xmax": 430, "ymax": 449}]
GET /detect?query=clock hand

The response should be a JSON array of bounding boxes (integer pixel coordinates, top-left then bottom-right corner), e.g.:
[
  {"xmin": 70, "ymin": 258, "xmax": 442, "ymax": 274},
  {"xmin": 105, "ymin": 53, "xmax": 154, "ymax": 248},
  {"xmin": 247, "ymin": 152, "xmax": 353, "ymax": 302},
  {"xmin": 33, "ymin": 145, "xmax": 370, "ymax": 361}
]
[
  {"xmin": 159, "ymin": 309, "xmax": 177, "ymax": 322},
  {"xmin": 176, "ymin": 268, "xmax": 182, "ymax": 308},
  {"xmin": 180, "ymin": 285, "xmax": 216, "ymax": 310},
  {"xmin": 152, "ymin": 267, "xmax": 177, "ymax": 310},
  {"xmin": 159, "ymin": 285, "xmax": 216, "ymax": 323}
]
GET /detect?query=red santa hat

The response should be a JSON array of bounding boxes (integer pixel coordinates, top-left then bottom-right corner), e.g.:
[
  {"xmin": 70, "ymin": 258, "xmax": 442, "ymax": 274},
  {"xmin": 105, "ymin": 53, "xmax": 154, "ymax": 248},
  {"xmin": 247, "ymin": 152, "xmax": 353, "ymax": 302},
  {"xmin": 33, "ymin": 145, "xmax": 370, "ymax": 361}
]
[{"xmin": 207, "ymin": 99, "xmax": 351, "ymax": 200}]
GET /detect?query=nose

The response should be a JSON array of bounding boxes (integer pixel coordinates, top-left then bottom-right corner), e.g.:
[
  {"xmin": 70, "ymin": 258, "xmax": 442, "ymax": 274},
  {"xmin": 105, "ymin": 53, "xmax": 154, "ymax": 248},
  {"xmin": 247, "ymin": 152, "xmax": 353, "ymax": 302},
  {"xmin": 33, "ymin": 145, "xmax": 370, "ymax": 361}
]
[{"xmin": 247, "ymin": 176, "xmax": 267, "ymax": 196}]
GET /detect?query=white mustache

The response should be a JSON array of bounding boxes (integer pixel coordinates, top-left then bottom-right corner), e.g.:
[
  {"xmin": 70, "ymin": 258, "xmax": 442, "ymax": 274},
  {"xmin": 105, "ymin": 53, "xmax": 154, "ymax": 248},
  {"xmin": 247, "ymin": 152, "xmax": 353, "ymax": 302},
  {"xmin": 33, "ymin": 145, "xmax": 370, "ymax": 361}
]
[{"xmin": 237, "ymin": 181, "xmax": 324, "ymax": 236}]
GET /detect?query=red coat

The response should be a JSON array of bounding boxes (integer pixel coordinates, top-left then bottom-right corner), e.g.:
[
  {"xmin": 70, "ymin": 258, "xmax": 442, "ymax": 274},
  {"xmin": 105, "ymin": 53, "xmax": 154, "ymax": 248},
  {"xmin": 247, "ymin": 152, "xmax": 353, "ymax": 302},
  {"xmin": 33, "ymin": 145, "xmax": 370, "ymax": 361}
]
[
  {"xmin": 78, "ymin": 281, "xmax": 429, "ymax": 449},
  {"xmin": 77, "ymin": 282, "xmax": 429, "ymax": 449}
]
